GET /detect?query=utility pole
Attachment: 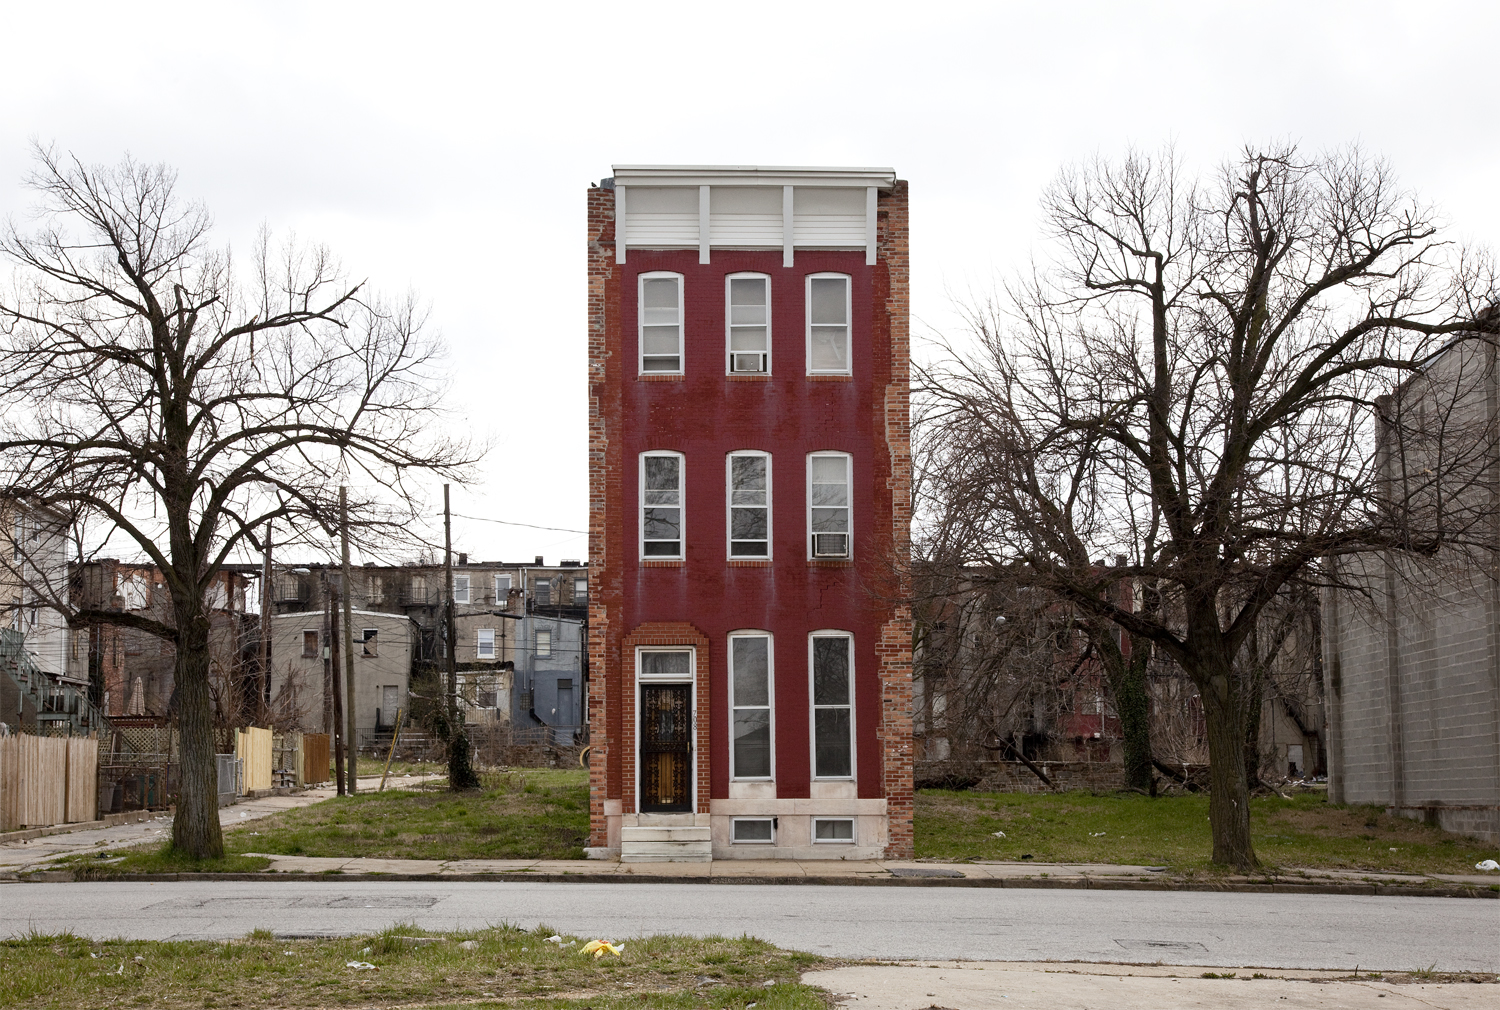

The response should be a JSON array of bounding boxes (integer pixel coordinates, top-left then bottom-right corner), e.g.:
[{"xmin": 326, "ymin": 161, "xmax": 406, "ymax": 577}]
[
  {"xmin": 341, "ymin": 488, "xmax": 357, "ymax": 794},
  {"xmin": 259, "ymin": 523, "xmax": 272, "ymax": 712},
  {"xmin": 328, "ymin": 575, "xmax": 345, "ymax": 796},
  {"xmin": 442, "ymin": 484, "xmax": 478, "ymax": 789},
  {"xmin": 444, "ymin": 484, "xmax": 458, "ymax": 737}
]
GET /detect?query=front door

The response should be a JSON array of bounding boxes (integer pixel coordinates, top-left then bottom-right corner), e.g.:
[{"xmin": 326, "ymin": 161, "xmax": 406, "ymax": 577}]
[{"xmin": 640, "ymin": 683, "xmax": 692, "ymax": 812}]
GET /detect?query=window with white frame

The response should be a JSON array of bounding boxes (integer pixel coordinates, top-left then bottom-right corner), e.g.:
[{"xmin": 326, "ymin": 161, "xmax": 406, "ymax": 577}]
[
  {"xmin": 808, "ymin": 452, "xmax": 851, "ymax": 558},
  {"xmin": 726, "ymin": 274, "xmax": 769, "ymax": 373},
  {"xmin": 732, "ymin": 817, "xmax": 774, "ymax": 843},
  {"xmin": 476, "ymin": 628, "xmax": 496, "ymax": 659},
  {"xmin": 573, "ymin": 577, "xmax": 587, "ymax": 602},
  {"xmin": 811, "ymin": 632, "xmax": 853, "ymax": 778},
  {"xmin": 454, "ymin": 573, "xmax": 470, "ymax": 604},
  {"xmin": 806, "ymin": 273, "xmax": 851, "ymax": 374},
  {"xmin": 813, "ymin": 817, "xmax": 855, "ymax": 842},
  {"xmin": 730, "ymin": 633, "xmax": 772, "ymax": 779},
  {"xmin": 639, "ymin": 272, "xmax": 684, "ymax": 373},
  {"xmin": 495, "ymin": 574, "xmax": 512, "ymax": 605},
  {"xmin": 536, "ymin": 629, "xmax": 552, "ymax": 658},
  {"xmin": 728, "ymin": 452, "xmax": 770, "ymax": 558},
  {"xmin": 641, "ymin": 452, "xmax": 684, "ymax": 558}
]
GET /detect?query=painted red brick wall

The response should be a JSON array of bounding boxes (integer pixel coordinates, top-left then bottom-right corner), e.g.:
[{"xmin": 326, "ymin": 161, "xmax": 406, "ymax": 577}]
[{"xmin": 588, "ymin": 182, "xmax": 912, "ymax": 855}]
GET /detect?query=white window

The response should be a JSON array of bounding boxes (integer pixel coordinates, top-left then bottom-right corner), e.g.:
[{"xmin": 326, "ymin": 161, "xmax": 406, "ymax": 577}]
[
  {"xmin": 730, "ymin": 632, "xmax": 773, "ymax": 779},
  {"xmin": 813, "ymin": 818, "xmax": 855, "ymax": 843},
  {"xmin": 536, "ymin": 629, "xmax": 552, "ymax": 658},
  {"xmin": 495, "ymin": 574, "xmax": 512, "ymax": 605},
  {"xmin": 810, "ymin": 632, "xmax": 854, "ymax": 779},
  {"xmin": 732, "ymin": 818, "xmax": 775, "ymax": 843},
  {"xmin": 641, "ymin": 451, "xmax": 684, "ymax": 558},
  {"xmin": 727, "ymin": 451, "xmax": 770, "ymax": 558},
  {"xmin": 573, "ymin": 577, "xmax": 588, "ymax": 602},
  {"xmin": 806, "ymin": 273, "xmax": 851, "ymax": 374},
  {"xmin": 808, "ymin": 452, "xmax": 851, "ymax": 558},
  {"xmin": 454, "ymin": 573, "xmax": 470, "ymax": 604},
  {"xmin": 477, "ymin": 628, "xmax": 496, "ymax": 659},
  {"xmin": 639, "ymin": 271, "xmax": 684, "ymax": 373},
  {"xmin": 726, "ymin": 273, "xmax": 770, "ymax": 373}
]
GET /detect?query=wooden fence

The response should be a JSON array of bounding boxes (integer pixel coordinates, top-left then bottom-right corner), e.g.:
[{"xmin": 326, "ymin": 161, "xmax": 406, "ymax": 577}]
[
  {"xmin": 0, "ymin": 734, "xmax": 98, "ymax": 830},
  {"xmin": 235, "ymin": 727, "xmax": 273, "ymax": 793},
  {"xmin": 302, "ymin": 733, "xmax": 330, "ymax": 784}
]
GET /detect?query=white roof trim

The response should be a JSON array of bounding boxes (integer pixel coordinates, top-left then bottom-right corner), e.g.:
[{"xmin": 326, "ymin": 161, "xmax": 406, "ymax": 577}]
[{"xmin": 612, "ymin": 165, "xmax": 897, "ymax": 189}]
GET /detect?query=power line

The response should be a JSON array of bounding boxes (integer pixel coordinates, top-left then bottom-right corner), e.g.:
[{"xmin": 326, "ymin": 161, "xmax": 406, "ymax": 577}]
[{"xmin": 449, "ymin": 512, "xmax": 586, "ymax": 535}]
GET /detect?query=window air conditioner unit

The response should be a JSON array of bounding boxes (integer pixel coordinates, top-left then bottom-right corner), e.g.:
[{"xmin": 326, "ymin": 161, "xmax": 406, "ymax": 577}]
[
  {"xmin": 812, "ymin": 533, "xmax": 849, "ymax": 558},
  {"xmin": 732, "ymin": 352, "xmax": 767, "ymax": 373}
]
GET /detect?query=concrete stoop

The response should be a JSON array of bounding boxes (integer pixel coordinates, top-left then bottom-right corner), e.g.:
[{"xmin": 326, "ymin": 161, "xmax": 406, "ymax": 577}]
[{"xmin": 619, "ymin": 824, "xmax": 713, "ymax": 862}]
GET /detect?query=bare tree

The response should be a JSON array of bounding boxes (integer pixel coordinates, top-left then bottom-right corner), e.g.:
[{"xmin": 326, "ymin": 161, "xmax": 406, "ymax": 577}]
[
  {"xmin": 918, "ymin": 144, "xmax": 1497, "ymax": 868},
  {"xmin": 0, "ymin": 148, "xmax": 473, "ymax": 858}
]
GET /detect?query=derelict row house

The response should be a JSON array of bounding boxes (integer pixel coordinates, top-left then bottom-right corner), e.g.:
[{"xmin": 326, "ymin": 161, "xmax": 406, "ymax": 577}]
[{"xmin": 587, "ymin": 165, "xmax": 913, "ymax": 861}]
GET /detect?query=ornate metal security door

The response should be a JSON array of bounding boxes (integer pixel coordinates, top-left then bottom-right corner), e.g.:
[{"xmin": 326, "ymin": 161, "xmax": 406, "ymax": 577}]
[{"xmin": 640, "ymin": 684, "xmax": 692, "ymax": 812}]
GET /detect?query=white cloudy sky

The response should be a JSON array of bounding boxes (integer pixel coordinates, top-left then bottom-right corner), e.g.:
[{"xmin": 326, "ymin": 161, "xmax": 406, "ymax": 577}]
[{"xmin": 3, "ymin": 1, "xmax": 1496, "ymax": 565}]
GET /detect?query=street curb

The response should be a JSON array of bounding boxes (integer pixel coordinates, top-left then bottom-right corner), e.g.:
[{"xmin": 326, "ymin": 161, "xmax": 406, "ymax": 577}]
[{"xmin": 12, "ymin": 869, "xmax": 1497, "ymax": 897}]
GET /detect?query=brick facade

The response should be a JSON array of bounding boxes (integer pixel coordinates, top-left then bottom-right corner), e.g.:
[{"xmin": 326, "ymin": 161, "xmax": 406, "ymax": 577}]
[{"xmin": 588, "ymin": 169, "xmax": 912, "ymax": 858}]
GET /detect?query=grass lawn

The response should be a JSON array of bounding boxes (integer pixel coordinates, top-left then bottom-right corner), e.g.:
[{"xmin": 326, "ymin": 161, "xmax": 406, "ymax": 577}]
[
  {"xmin": 915, "ymin": 787, "xmax": 1500, "ymax": 875},
  {"xmin": 223, "ymin": 768, "xmax": 589, "ymax": 862},
  {"xmin": 0, "ymin": 925, "xmax": 827, "ymax": 1010}
]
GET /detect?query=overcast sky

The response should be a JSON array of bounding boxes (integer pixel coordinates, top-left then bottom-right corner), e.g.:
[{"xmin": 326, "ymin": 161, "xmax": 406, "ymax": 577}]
[{"xmin": 3, "ymin": 1, "xmax": 1496, "ymax": 565}]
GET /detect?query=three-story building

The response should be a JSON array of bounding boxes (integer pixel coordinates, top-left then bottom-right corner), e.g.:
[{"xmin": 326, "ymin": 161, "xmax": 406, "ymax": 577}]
[{"xmin": 587, "ymin": 165, "xmax": 913, "ymax": 860}]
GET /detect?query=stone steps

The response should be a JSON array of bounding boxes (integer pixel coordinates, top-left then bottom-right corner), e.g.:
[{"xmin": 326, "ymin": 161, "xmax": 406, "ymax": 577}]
[{"xmin": 619, "ymin": 824, "xmax": 712, "ymax": 863}]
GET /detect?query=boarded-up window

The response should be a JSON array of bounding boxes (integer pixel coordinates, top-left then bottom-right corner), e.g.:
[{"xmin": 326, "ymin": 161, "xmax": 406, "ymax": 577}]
[{"xmin": 302, "ymin": 630, "xmax": 319, "ymax": 658}]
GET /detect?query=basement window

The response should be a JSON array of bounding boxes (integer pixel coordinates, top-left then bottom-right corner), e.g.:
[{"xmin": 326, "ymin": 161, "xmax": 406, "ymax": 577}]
[
  {"xmin": 732, "ymin": 817, "xmax": 775, "ymax": 843},
  {"xmin": 813, "ymin": 818, "xmax": 855, "ymax": 843}
]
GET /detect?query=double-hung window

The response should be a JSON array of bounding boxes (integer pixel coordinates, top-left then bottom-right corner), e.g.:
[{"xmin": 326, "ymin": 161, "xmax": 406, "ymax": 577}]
[
  {"xmin": 639, "ymin": 272, "xmax": 684, "ymax": 373},
  {"xmin": 811, "ymin": 632, "xmax": 854, "ymax": 778},
  {"xmin": 727, "ymin": 451, "xmax": 770, "ymax": 558},
  {"xmin": 476, "ymin": 628, "xmax": 496, "ymax": 660},
  {"xmin": 808, "ymin": 452, "xmax": 852, "ymax": 558},
  {"xmin": 642, "ymin": 451, "xmax": 684, "ymax": 558},
  {"xmin": 495, "ymin": 574, "xmax": 512, "ymax": 604},
  {"xmin": 807, "ymin": 273, "xmax": 851, "ymax": 374},
  {"xmin": 730, "ymin": 633, "xmax": 773, "ymax": 779},
  {"xmin": 726, "ymin": 274, "xmax": 769, "ymax": 373},
  {"xmin": 536, "ymin": 629, "xmax": 552, "ymax": 658},
  {"xmin": 454, "ymin": 573, "xmax": 470, "ymax": 604}
]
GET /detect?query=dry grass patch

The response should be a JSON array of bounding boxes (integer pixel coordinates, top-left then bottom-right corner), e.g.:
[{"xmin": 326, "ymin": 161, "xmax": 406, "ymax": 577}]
[{"xmin": 0, "ymin": 924, "xmax": 830, "ymax": 1010}]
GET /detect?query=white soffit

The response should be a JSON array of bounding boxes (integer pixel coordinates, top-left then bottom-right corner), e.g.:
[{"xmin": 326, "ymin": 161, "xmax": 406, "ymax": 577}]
[{"xmin": 613, "ymin": 165, "xmax": 897, "ymax": 265}]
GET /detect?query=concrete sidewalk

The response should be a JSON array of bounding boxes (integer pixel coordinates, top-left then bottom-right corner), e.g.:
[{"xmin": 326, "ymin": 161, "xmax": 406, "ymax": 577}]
[
  {"xmin": 806, "ymin": 962, "xmax": 1499, "ymax": 1009},
  {"xmin": 0, "ymin": 773, "xmax": 436, "ymax": 875},
  {"xmin": 216, "ymin": 852, "xmax": 1498, "ymax": 892}
]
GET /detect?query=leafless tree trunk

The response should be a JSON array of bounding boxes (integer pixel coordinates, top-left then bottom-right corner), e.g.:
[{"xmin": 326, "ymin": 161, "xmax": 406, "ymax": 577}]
[
  {"xmin": 918, "ymin": 144, "xmax": 1497, "ymax": 868},
  {"xmin": 0, "ymin": 147, "xmax": 474, "ymax": 857}
]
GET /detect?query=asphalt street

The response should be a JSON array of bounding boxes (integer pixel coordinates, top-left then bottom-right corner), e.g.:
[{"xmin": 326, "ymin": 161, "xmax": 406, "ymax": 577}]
[{"xmin": 2, "ymin": 880, "xmax": 1494, "ymax": 971}]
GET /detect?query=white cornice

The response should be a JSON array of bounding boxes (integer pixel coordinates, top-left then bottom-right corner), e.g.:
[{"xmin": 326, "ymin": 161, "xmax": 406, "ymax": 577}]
[{"xmin": 611, "ymin": 165, "xmax": 897, "ymax": 189}]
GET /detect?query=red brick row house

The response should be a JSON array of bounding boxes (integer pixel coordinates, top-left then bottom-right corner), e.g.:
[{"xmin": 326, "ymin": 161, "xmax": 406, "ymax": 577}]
[{"xmin": 586, "ymin": 166, "xmax": 913, "ymax": 860}]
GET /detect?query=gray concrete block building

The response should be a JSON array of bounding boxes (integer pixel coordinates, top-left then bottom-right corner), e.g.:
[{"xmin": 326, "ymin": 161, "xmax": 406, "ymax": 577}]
[{"xmin": 1322, "ymin": 340, "xmax": 1500, "ymax": 843}]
